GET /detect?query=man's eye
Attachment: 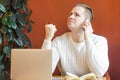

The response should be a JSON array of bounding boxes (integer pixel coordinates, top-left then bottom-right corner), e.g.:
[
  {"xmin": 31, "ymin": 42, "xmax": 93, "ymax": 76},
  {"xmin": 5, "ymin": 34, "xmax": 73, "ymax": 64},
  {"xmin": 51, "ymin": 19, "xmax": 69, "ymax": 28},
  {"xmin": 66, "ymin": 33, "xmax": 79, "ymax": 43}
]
[
  {"xmin": 75, "ymin": 13, "xmax": 80, "ymax": 17},
  {"xmin": 69, "ymin": 13, "xmax": 73, "ymax": 16}
]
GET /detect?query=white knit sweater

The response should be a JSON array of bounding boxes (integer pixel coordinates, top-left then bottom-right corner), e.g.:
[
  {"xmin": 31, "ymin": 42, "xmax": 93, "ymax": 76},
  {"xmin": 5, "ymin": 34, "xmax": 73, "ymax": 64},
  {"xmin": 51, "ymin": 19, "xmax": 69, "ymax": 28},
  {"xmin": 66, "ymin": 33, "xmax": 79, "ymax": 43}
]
[{"xmin": 41, "ymin": 32, "xmax": 109, "ymax": 77}]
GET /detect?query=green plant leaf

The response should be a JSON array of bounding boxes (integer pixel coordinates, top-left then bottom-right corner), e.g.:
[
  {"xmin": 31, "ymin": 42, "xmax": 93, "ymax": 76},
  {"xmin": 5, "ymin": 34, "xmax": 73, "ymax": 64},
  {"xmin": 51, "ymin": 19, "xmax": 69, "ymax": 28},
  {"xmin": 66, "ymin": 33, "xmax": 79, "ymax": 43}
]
[
  {"xmin": 28, "ymin": 9, "xmax": 32, "ymax": 17},
  {"xmin": 4, "ymin": 45, "xmax": 11, "ymax": 58},
  {"xmin": 14, "ymin": 28, "xmax": 24, "ymax": 47},
  {"xmin": 30, "ymin": 20, "xmax": 35, "ymax": 24},
  {"xmin": 8, "ymin": 28, "xmax": 12, "ymax": 33},
  {"xmin": 22, "ymin": 33, "xmax": 31, "ymax": 47},
  {"xmin": 0, "ymin": 63, "xmax": 4, "ymax": 70},
  {"xmin": 3, "ymin": 45, "xmax": 11, "ymax": 55},
  {"xmin": 0, "ymin": 12, "xmax": 3, "ymax": 18},
  {"xmin": 0, "ymin": 26, "xmax": 7, "ymax": 33},
  {"xmin": 2, "ymin": 16, "xmax": 8, "ymax": 25},
  {"xmin": 22, "ymin": 2, "xmax": 28, "ymax": 13},
  {"xmin": 13, "ymin": 0, "xmax": 21, "ymax": 9},
  {"xmin": 5, "ymin": 31, "xmax": 12, "ymax": 41},
  {"xmin": 0, "ymin": 3, "xmax": 6, "ymax": 13},
  {"xmin": 11, "ymin": 21, "xmax": 17, "ymax": 29},
  {"xmin": 0, "ymin": 54, "xmax": 4, "ymax": 62},
  {"xmin": 0, "ymin": 33, "xmax": 2, "ymax": 44},
  {"xmin": 8, "ymin": 18, "xmax": 17, "ymax": 29},
  {"xmin": 27, "ymin": 22, "xmax": 32, "ymax": 32},
  {"xmin": 15, "ymin": 28, "xmax": 31, "ymax": 47},
  {"xmin": 16, "ymin": 12, "xmax": 26, "ymax": 26},
  {"xmin": 14, "ymin": 38, "xmax": 23, "ymax": 47},
  {"xmin": 0, "ymin": 38, "xmax": 2, "ymax": 44},
  {"xmin": 0, "ymin": 53, "xmax": 4, "ymax": 62},
  {"xmin": 15, "ymin": 27, "xmax": 23, "ymax": 38},
  {"xmin": 17, "ymin": 23, "xmax": 24, "ymax": 31},
  {"xmin": 27, "ymin": 20, "xmax": 35, "ymax": 32},
  {"xmin": 10, "ymin": 14, "xmax": 16, "ymax": 21}
]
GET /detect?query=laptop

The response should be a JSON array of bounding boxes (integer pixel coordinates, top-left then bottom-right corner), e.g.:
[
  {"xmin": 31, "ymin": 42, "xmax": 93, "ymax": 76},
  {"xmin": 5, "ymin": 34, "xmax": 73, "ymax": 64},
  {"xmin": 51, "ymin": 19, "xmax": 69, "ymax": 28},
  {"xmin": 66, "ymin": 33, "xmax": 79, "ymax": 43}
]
[{"xmin": 11, "ymin": 49, "xmax": 52, "ymax": 80}]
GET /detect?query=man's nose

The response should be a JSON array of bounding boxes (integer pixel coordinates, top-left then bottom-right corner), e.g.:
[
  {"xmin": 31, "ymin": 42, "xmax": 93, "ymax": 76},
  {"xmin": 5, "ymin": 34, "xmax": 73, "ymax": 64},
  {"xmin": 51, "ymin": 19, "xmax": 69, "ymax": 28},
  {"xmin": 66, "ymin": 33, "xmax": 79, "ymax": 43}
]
[{"xmin": 69, "ymin": 14, "xmax": 74, "ymax": 19}]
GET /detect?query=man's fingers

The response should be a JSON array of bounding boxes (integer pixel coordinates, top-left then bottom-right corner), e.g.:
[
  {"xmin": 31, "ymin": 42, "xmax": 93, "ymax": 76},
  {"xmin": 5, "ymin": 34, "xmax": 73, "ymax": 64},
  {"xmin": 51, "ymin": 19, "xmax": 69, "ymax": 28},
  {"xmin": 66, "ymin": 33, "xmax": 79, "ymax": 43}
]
[
  {"xmin": 45, "ymin": 24, "xmax": 57, "ymax": 32},
  {"xmin": 44, "ymin": 24, "xmax": 57, "ymax": 41},
  {"xmin": 83, "ymin": 22, "xmax": 93, "ymax": 33},
  {"xmin": 87, "ymin": 22, "xmax": 93, "ymax": 33}
]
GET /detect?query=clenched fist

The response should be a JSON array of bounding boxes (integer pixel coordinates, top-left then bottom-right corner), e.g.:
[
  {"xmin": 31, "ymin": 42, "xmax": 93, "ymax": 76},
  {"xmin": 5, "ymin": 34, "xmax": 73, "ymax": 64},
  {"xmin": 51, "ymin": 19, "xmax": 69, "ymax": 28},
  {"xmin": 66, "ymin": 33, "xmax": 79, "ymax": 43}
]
[{"xmin": 45, "ymin": 24, "xmax": 57, "ymax": 41}]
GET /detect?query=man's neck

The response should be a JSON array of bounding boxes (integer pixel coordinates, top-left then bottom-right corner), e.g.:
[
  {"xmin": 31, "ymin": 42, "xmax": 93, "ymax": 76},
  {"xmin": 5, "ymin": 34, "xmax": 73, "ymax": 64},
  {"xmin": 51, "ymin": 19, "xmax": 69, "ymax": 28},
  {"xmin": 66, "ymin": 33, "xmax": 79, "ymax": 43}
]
[{"xmin": 71, "ymin": 30, "xmax": 85, "ymax": 43}]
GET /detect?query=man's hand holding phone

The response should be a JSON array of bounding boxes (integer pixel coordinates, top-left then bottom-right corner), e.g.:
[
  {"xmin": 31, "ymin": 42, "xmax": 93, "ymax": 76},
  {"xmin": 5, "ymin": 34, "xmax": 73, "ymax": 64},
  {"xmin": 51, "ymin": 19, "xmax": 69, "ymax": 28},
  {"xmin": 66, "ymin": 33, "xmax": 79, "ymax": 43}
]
[{"xmin": 82, "ymin": 22, "xmax": 93, "ymax": 40}]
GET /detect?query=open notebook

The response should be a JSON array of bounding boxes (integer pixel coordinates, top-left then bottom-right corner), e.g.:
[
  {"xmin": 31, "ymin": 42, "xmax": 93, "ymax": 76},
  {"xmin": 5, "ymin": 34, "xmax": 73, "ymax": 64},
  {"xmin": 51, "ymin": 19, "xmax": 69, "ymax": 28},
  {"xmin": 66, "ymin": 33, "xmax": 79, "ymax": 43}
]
[{"xmin": 11, "ymin": 49, "xmax": 52, "ymax": 80}]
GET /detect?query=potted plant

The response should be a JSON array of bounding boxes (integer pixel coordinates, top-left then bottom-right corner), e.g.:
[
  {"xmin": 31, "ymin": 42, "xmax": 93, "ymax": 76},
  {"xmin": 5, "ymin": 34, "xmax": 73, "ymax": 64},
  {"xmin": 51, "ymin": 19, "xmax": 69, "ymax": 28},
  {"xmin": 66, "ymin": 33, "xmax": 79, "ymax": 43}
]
[{"xmin": 0, "ymin": 0, "xmax": 34, "ymax": 80}]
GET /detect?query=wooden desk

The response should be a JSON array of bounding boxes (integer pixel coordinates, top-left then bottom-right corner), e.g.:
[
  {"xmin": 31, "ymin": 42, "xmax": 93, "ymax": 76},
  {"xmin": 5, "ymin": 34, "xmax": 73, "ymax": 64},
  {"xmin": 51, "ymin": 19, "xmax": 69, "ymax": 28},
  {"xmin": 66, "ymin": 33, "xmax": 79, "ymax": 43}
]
[{"xmin": 53, "ymin": 76, "xmax": 106, "ymax": 80}]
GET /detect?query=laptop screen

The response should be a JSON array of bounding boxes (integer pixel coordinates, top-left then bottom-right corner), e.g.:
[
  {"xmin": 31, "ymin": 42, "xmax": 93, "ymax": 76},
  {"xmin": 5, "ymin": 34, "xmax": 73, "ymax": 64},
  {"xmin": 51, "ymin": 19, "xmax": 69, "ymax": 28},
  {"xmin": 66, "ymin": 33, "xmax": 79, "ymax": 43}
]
[{"xmin": 11, "ymin": 49, "xmax": 52, "ymax": 80}]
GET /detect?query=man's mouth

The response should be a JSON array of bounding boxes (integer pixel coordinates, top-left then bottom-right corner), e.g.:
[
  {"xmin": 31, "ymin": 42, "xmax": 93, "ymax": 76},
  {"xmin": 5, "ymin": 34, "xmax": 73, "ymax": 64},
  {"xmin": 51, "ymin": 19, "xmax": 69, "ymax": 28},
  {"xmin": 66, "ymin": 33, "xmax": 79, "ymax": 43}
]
[{"xmin": 69, "ymin": 20, "xmax": 75, "ymax": 23}]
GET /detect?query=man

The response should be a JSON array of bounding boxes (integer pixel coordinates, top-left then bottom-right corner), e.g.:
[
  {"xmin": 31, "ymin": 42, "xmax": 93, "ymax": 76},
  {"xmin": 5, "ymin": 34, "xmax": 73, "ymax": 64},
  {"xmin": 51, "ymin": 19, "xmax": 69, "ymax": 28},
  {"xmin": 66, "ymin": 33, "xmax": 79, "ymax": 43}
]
[{"xmin": 41, "ymin": 3, "xmax": 109, "ymax": 78}]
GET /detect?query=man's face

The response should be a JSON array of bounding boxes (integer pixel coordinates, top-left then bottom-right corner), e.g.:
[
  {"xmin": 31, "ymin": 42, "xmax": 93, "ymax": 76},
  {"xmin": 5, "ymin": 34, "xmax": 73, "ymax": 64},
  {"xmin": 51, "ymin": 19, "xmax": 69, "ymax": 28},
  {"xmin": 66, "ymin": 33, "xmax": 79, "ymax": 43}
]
[{"xmin": 67, "ymin": 6, "xmax": 86, "ymax": 32}]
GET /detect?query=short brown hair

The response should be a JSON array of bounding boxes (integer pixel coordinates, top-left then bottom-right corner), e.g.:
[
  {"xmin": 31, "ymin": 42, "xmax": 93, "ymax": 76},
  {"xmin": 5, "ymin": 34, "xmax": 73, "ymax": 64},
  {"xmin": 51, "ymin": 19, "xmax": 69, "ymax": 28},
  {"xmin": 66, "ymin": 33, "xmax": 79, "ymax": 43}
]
[{"xmin": 75, "ymin": 3, "xmax": 94, "ymax": 22}]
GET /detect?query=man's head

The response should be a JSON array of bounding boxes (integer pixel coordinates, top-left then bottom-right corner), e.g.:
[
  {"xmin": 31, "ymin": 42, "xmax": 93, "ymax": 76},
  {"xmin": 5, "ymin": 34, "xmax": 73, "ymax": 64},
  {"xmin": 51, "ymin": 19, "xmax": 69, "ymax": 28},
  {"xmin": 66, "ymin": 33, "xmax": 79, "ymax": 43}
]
[{"xmin": 67, "ymin": 3, "xmax": 94, "ymax": 32}]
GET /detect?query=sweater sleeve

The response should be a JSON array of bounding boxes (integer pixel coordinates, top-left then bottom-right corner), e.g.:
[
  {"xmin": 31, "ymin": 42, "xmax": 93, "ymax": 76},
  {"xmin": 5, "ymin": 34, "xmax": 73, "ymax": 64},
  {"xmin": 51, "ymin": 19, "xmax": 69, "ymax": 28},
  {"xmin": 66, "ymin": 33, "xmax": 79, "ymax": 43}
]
[
  {"xmin": 85, "ymin": 36, "xmax": 109, "ymax": 77},
  {"xmin": 41, "ymin": 39, "xmax": 52, "ymax": 49},
  {"xmin": 41, "ymin": 39, "xmax": 60, "ymax": 73}
]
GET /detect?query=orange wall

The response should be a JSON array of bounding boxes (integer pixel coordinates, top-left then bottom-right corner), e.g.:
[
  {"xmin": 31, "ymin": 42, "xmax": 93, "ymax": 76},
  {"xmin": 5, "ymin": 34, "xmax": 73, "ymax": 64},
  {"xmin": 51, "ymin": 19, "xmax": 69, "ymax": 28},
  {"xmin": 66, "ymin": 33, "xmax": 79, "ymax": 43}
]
[{"xmin": 27, "ymin": 0, "xmax": 120, "ymax": 80}]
